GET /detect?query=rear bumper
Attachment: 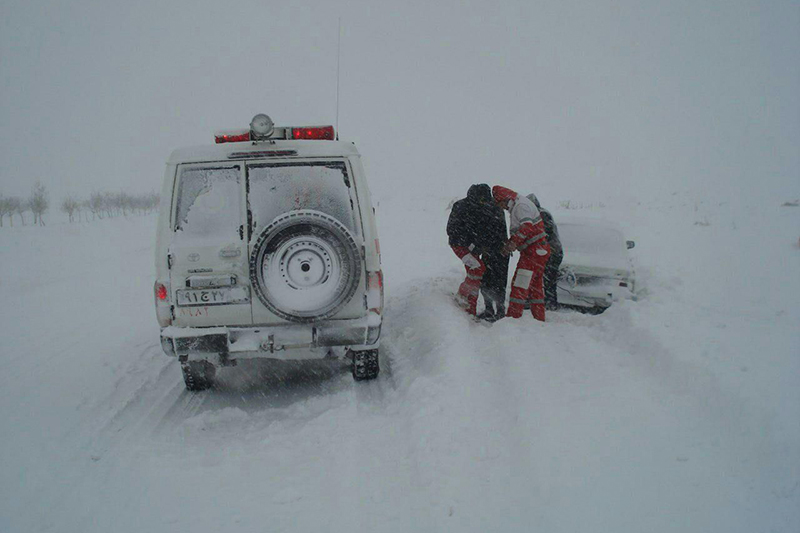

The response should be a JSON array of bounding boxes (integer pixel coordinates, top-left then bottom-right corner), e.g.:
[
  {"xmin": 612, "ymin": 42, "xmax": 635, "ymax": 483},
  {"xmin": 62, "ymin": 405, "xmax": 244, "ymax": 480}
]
[
  {"xmin": 160, "ymin": 313, "xmax": 381, "ymax": 363},
  {"xmin": 557, "ymin": 288, "xmax": 612, "ymax": 309},
  {"xmin": 556, "ymin": 280, "xmax": 635, "ymax": 309}
]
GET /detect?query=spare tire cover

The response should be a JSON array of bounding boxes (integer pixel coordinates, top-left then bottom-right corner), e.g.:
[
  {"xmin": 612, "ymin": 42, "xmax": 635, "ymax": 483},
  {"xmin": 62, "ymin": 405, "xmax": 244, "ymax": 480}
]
[{"xmin": 250, "ymin": 210, "xmax": 362, "ymax": 322}]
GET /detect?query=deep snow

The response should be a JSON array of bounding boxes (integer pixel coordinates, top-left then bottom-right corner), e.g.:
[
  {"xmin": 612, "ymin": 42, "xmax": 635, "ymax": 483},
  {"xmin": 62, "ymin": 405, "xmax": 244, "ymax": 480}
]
[{"xmin": 0, "ymin": 193, "xmax": 798, "ymax": 532}]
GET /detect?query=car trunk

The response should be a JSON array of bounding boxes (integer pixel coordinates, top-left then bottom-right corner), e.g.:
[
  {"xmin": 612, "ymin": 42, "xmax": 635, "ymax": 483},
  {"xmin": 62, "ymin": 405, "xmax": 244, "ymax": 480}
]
[{"xmin": 558, "ymin": 221, "xmax": 632, "ymax": 278}]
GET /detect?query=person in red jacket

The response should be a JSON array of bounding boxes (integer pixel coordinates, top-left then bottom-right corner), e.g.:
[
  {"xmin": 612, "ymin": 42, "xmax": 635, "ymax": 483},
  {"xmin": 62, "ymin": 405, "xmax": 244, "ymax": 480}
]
[{"xmin": 492, "ymin": 185, "xmax": 550, "ymax": 321}]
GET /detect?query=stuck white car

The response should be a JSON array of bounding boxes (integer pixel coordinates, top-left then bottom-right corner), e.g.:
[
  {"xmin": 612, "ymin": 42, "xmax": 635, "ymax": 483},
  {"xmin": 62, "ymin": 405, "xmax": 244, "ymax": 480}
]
[
  {"xmin": 154, "ymin": 114, "xmax": 383, "ymax": 390},
  {"xmin": 556, "ymin": 216, "xmax": 636, "ymax": 312}
]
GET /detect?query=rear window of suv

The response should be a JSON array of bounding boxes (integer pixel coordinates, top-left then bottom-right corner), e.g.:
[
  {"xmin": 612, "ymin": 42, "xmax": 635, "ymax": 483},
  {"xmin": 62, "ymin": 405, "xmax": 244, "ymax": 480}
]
[
  {"xmin": 174, "ymin": 165, "xmax": 242, "ymax": 240},
  {"xmin": 247, "ymin": 161, "xmax": 357, "ymax": 236}
]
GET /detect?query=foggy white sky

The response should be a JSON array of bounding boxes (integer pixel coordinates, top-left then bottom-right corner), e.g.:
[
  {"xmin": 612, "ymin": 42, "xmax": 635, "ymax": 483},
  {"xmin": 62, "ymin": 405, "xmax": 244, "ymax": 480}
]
[{"xmin": 1, "ymin": 0, "xmax": 798, "ymax": 207}]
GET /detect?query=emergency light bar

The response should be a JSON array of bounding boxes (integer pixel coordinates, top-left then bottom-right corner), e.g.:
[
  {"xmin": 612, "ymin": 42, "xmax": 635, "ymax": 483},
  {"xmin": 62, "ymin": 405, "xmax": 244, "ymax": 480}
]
[
  {"xmin": 214, "ymin": 114, "xmax": 336, "ymax": 144},
  {"xmin": 215, "ymin": 130, "xmax": 250, "ymax": 143},
  {"xmin": 292, "ymin": 126, "xmax": 335, "ymax": 140}
]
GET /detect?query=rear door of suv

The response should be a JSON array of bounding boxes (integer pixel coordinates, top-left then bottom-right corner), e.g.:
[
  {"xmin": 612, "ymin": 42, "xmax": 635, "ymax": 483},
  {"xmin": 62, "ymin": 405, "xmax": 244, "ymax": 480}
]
[
  {"xmin": 246, "ymin": 158, "xmax": 366, "ymax": 324},
  {"xmin": 169, "ymin": 163, "xmax": 253, "ymax": 327}
]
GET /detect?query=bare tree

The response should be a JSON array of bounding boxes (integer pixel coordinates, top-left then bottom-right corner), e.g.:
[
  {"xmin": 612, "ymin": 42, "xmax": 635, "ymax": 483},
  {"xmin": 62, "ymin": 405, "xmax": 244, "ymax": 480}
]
[
  {"xmin": 130, "ymin": 195, "xmax": 142, "ymax": 215},
  {"xmin": 127, "ymin": 191, "xmax": 159, "ymax": 215},
  {"xmin": 61, "ymin": 196, "xmax": 80, "ymax": 223},
  {"xmin": 114, "ymin": 191, "xmax": 133, "ymax": 217},
  {"xmin": 146, "ymin": 191, "xmax": 160, "ymax": 213},
  {"xmin": 103, "ymin": 192, "xmax": 114, "ymax": 218},
  {"xmin": 0, "ymin": 196, "xmax": 10, "ymax": 227},
  {"xmin": 108, "ymin": 192, "xmax": 120, "ymax": 216},
  {"xmin": 88, "ymin": 192, "xmax": 104, "ymax": 219},
  {"xmin": 29, "ymin": 182, "xmax": 49, "ymax": 226},
  {"xmin": 8, "ymin": 197, "xmax": 25, "ymax": 226},
  {"xmin": 80, "ymin": 199, "xmax": 91, "ymax": 221}
]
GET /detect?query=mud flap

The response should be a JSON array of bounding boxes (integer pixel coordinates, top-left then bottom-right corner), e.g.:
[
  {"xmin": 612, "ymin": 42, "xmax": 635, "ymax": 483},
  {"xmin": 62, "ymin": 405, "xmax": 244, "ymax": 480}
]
[{"xmin": 351, "ymin": 349, "xmax": 379, "ymax": 381}]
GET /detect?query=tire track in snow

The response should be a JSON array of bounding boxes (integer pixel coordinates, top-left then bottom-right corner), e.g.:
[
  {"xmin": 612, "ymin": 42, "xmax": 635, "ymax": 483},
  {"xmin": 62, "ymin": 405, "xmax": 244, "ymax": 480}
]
[
  {"xmin": 338, "ymin": 278, "xmax": 445, "ymax": 528},
  {"xmin": 356, "ymin": 274, "xmax": 540, "ymax": 528},
  {"xmin": 86, "ymin": 353, "xmax": 184, "ymax": 460}
]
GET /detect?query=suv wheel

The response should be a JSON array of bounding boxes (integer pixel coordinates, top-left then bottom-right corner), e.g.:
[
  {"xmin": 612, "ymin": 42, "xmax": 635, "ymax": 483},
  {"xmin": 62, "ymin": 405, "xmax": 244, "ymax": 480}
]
[
  {"xmin": 351, "ymin": 349, "xmax": 379, "ymax": 381},
  {"xmin": 250, "ymin": 210, "xmax": 362, "ymax": 322},
  {"xmin": 181, "ymin": 360, "xmax": 216, "ymax": 391}
]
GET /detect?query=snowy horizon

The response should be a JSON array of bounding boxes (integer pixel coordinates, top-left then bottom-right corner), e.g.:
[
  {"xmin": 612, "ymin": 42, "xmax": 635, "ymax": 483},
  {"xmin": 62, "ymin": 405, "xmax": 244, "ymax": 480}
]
[{"xmin": 1, "ymin": 0, "xmax": 798, "ymax": 206}]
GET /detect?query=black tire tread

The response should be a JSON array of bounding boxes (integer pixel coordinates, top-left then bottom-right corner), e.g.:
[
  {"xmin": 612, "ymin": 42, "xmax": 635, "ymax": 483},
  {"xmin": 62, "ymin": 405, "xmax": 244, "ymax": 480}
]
[{"xmin": 351, "ymin": 349, "xmax": 379, "ymax": 381}]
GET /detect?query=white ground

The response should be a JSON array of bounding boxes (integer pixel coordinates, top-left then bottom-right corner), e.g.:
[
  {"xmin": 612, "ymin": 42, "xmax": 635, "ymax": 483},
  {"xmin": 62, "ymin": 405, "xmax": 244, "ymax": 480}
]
[{"xmin": 1, "ymin": 193, "xmax": 798, "ymax": 532}]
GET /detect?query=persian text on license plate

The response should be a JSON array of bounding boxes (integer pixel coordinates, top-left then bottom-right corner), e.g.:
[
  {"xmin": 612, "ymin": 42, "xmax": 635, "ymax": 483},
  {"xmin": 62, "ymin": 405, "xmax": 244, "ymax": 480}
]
[{"xmin": 176, "ymin": 287, "xmax": 249, "ymax": 306}]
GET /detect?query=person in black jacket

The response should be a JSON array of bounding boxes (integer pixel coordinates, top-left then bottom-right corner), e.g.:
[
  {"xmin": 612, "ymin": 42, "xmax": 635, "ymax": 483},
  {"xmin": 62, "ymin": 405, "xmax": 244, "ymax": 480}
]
[
  {"xmin": 477, "ymin": 195, "xmax": 509, "ymax": 321},
  {"xmin": 447, "ymin": 184, "xmax": 508, "ymax": 319},
  {"xmin": 527, "ymin": 194, "xmax": 563, "ymax": 310}
]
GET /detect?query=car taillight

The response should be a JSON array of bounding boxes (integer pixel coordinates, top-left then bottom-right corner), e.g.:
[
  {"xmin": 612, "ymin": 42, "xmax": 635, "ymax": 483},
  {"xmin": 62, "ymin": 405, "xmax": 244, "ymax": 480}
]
[
  {"xmin": 368, "ymin": 270, "xmax": 382, "ymax": 290},
  {"xmin": 155, "ymin": 282, "xmax": 168, "ymax": 301},
  {"xmin": 154, "ymin": 281, "xmax": 172, "ymax": 327},
  {"xmin": 292, "ymin": 126, "xmax": 335, "ymax": 140},
  {"xmin": 367, "ymin": 270, "xmax": 383, "ymax": 314}
]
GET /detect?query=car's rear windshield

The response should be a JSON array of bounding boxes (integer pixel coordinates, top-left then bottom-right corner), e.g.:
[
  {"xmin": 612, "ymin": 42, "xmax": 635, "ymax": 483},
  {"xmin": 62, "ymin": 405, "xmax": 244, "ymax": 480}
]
[
  {"xmin": 174, "ymin": 165, "xmax": 241, "ymax": 240},
  {"xmin": 247, "ymin": 161, "xmax": 356, "ymax": 236}
]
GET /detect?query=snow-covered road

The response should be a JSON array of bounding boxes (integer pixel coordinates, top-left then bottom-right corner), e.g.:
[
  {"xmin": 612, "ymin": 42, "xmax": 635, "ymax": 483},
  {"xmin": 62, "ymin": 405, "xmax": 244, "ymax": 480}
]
[{"xmin": 1, "ymin": 194, "xmax": 798, "ymax": 532}]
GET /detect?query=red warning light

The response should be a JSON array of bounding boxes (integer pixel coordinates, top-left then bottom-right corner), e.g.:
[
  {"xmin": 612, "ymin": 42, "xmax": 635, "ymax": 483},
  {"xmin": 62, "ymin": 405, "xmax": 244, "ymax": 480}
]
[
  {"xmin": 215, "ymin": 130, "xmax": 251, "ymax": 144},
  {"xmin": 291, "ymin": 126, "xmax": 335, "ymax": 140}
]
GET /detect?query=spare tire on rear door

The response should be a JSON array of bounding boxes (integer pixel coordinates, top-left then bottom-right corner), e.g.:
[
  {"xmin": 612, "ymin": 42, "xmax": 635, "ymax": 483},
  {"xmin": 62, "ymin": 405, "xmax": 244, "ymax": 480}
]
[{"xmin": 250, "ymin": 210, "xmax": 362, "ymax": 322}]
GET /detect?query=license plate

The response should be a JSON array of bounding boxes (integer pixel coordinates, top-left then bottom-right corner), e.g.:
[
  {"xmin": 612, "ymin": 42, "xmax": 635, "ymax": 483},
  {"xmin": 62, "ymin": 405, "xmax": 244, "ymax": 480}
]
[{"xmin": 176, "ymin": 286, "xmax": 249, "ymax": 306}]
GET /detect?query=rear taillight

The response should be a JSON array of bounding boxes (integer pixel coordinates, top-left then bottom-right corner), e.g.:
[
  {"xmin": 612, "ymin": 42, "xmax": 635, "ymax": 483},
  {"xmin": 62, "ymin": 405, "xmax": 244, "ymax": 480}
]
[
  {"xmin": 155, "ymin": 282, "xmax": 168, "ymax": 301},
  {"xmin": 154, "ymin": 281, "xmax": 172, "ymax": 327},
  {"xmin": 367, "ymin": 270, "xmax": 384, "ymax": 314}
]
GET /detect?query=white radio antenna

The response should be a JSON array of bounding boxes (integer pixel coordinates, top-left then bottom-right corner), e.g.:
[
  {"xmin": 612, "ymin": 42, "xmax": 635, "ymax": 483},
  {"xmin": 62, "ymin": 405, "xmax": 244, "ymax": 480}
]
[{"xmin": 335, "ymin": 17, "xmax": 342, "ymax": 140}]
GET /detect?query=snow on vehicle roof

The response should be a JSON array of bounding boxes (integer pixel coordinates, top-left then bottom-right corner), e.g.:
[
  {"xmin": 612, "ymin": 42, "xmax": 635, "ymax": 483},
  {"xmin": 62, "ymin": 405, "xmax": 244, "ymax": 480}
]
[{"xmin": 168, "ymin": 140, "xmax": 361, "ymax": 164}]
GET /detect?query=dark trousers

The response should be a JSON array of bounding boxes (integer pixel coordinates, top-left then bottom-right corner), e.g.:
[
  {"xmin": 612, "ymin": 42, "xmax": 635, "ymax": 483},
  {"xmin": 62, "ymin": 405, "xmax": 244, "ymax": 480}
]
[
  {"xmin": 480, "ymin": 251, "xmax": 509, "ymax": 310},
  {"xmin": 544, "ymin": 251, "xmax": 563, "ymax": 307}
]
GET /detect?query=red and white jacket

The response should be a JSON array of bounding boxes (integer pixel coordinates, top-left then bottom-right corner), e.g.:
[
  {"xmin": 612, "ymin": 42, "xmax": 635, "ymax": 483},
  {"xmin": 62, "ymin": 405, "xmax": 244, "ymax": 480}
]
[{"xmin": 492, "ymin": 186, "xmax": 548, "ymax": 253}]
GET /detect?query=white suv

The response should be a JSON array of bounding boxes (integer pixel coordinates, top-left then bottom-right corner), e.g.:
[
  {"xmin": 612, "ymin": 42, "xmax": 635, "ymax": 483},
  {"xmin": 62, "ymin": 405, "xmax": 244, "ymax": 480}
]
[{"xmin": 154, "ymin": 115, "xmax": 383, "ymax": 390}]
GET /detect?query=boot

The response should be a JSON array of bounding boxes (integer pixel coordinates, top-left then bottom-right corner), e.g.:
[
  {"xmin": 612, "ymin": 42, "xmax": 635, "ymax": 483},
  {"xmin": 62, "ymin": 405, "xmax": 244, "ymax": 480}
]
[
  {"xmin": 492, "ymin": 304, "xmax": 505, "ymax": 321},
  {"xmin": 479, "ymin": 299, "xmax": 505, "ymax": 322},
  {"xmin": 476, "ymin": 300, "xmax": 496, "ymax": 321}
]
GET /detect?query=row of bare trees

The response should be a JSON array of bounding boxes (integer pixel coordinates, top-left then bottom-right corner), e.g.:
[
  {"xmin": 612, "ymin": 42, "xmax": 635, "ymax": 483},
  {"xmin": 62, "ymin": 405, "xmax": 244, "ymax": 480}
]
[
  {"xmin": 0, "ymin": 182, "xmax": 49, "ymax": 227},
  {"xmin": 0, "ymin": 184, "xmax": 159, "ymax": 227},
  {"xmin": 60, "ymin": 191, "xmax": 160, "ymax": 223}
]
